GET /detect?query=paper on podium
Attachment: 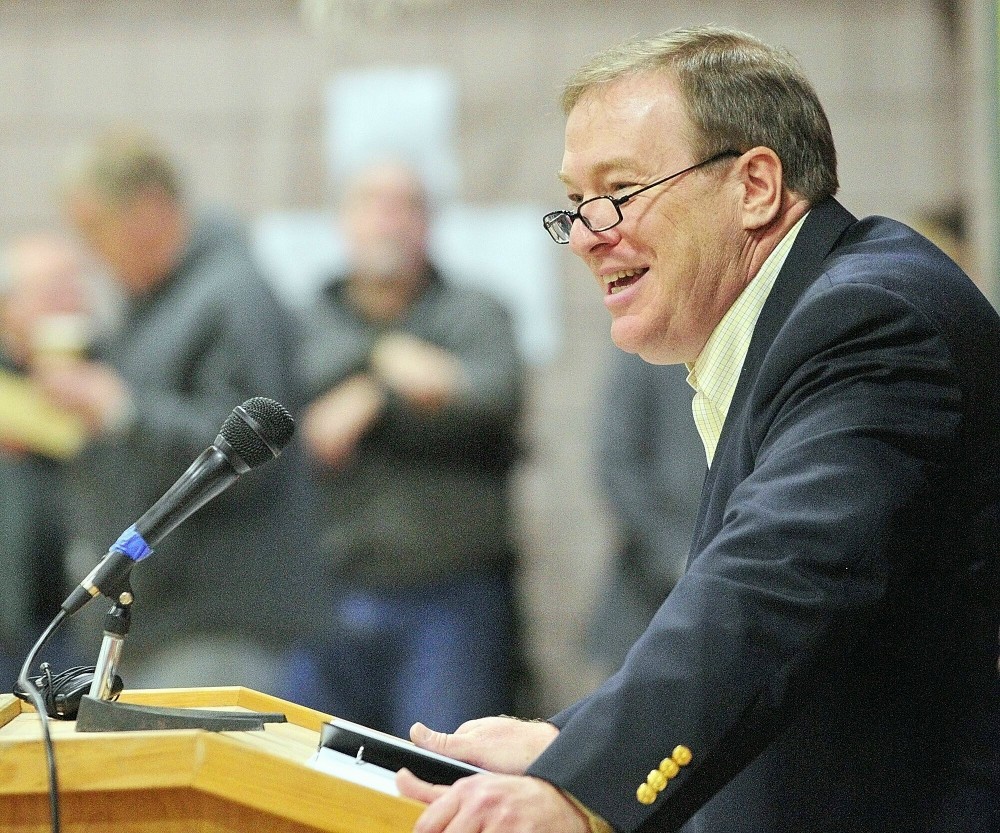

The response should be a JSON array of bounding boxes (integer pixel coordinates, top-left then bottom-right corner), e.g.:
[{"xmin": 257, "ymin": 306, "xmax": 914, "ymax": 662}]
[
  {"xmin": 0, "ymin": 368, "xmax": 85, "ymax": 459},
  {"xmin": 308, "ymin": 746, "xmax": 402, "ymax": 796}
]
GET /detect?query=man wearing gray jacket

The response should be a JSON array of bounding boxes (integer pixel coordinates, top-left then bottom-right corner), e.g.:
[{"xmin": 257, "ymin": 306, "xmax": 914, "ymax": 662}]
[{"xmin": 44, "ymin": 127, "xmax": 311, "ymax": 693}]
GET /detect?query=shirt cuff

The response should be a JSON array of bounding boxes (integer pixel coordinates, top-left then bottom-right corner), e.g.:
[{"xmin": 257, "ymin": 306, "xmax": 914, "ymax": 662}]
[{"xmin": 562, "ymin": 789, "xmax": 614, "ymax": 833}]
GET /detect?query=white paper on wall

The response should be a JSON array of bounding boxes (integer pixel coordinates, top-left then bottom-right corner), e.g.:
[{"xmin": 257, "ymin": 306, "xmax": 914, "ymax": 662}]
[{"xmin": 324, "ymin": 66, "xmax": 460, "ymax": 201}]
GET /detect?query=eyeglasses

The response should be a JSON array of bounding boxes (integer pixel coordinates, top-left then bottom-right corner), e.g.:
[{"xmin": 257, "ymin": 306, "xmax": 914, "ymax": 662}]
[{"xmin": 542, "ymin": 150, "xmax": 741, "ymax": 244}]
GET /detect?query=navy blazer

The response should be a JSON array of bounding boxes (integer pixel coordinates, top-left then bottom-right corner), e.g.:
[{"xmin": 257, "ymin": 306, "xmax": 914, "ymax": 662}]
[{"xmin": 529, "ymin": 198, "xmax": 1000, "ymax": 832}]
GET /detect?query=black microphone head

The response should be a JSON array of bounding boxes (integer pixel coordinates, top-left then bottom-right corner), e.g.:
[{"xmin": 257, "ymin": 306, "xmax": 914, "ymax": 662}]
[{"xmin": 219, "ymin": 397, "xmax": 295, "ymax": 469}]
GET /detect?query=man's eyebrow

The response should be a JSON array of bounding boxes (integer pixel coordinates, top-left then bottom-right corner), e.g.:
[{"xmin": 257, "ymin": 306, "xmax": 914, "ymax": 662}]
[{"xmin": 557, "ymin": 157, "xmax": 647, "ymax": 189}]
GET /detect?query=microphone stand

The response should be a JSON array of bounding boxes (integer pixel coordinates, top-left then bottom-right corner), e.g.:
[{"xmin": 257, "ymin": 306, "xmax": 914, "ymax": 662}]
[
  {"xmin": 74, "ymin": 585, "xmax": 286, "ymax": 734},
  {"xmin": 87, "ymin": 592, "xmax": 132, "ymax": 702}
]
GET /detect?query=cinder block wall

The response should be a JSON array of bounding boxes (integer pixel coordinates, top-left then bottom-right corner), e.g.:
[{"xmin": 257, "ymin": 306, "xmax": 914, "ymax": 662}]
[{"xmin": 1, "ymin": 0, "xmax": 993, "ymax": 713}]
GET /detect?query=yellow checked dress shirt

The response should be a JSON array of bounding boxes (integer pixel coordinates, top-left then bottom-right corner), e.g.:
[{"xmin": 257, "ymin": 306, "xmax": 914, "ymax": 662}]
[{"xmin": 687, "ymin": 215, "xmax": 807, "ymax": 466}]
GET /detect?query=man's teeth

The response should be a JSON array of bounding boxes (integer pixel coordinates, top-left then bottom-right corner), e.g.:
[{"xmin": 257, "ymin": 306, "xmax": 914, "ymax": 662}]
[{"xmin": 606, "ymin": 269, "xmax": 644, "ymax": 293}]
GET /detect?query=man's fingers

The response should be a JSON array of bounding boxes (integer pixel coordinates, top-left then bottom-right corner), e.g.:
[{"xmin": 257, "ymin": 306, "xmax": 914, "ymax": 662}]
[
  {"xmin": 410, "ymin": 721, "xmax": 456, "ymax": 756},
  {"xmin": 396, "ymin": 768, "xmax": 449, "ymax": 804},
  {"xmin": 397, "ymin": 769, "xmax": 466, "ymax": 833}
]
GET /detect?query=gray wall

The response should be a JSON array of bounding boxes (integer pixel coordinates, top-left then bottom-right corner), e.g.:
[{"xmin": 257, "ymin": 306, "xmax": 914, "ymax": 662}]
[{"xmin": 2, "ymin": 0, "xmax": 995, "ymax": 712}]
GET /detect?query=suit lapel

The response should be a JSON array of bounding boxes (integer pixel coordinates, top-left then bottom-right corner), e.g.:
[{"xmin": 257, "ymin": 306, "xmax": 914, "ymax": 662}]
[{"xmin": 690, "ymin": 198, "xmax": 858, "ymax": 549}]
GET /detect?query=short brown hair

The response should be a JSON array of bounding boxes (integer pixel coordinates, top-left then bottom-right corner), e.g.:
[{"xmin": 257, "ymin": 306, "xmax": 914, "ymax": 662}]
[
  {"xmin": 561, "ymin": 25, "xmax": 838, "ymax": 203},
  {"xmin": 61, "ymin": 126, "xmax": 183, "ymax": 205}
]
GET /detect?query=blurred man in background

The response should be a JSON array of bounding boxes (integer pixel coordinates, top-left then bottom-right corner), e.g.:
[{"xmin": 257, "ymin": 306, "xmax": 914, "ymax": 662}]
[
  {"xmin": 44, "ymin": 126, "xmax": 312, "ymax": 694},
  {"xmin": 585, "ymin": 351, "xmax": 704, "ymax": 677},
  {"xmin": 296, "ymin": 159, "xmax": 527, "ymax": 736},
  {"xmin": 0, "ymin": 232, "xmax": 91, "ymax": 687},
  {"xmin": 0, "ymin": 234, "xmax": 92, "ymax": 374}
]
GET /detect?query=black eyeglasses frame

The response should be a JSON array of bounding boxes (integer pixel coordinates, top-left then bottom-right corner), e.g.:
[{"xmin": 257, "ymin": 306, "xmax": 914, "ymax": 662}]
[{"xmin": 542, "ymin": 149, "xmax": 742, "ymax": 244}]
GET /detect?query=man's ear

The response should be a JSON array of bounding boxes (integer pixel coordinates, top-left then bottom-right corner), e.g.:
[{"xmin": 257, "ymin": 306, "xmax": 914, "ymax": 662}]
[{"xmin": 736, "ymin": 147, "xmax": 783, "ymax": 231}]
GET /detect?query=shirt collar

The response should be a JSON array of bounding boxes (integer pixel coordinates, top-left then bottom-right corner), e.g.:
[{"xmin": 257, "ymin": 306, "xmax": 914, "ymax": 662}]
[{"xmin": 686, "ymin": 213, "xmax": 808, "ymax": 465}]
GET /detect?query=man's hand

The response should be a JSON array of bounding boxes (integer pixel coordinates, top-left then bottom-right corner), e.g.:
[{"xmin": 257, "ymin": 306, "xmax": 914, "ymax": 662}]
[
  {"xmin": 395, "ymin": 717, "xmax": 586, "ymax": 832},
  {"xmin": 397, "ymin": 770, "xmax": 590, "ymax": 833},
  {"xmin": 409, "ymin": 716, "xmax": 558, "ymax": 775},
  {"xmin": 34, "ymin": 359, "xmax": 132, "ymax": 436},
  {"xmin": 371, "ymin": 332, "xmax": 465, "ymax": 412},
  {"xmin": 301, "ymin": 373, "xmax": 385, "ymax": 469}
]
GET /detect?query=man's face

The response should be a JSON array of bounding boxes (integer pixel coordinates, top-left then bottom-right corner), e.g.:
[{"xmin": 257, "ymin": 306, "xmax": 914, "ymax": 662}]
[
  {"xmin": 65, "ymin": 191, "xmax": 154, "ymax": 294},
  {"xmin": 0, "ymin": 238, "xmax": 87, "ymax": 366},
  {"xmin": 560, "ymin": 72, "xmax": 744, "ymax": 364},
  {"xmin": 341, "ymin": 164, "xmax": 430, "ymax": 284}
]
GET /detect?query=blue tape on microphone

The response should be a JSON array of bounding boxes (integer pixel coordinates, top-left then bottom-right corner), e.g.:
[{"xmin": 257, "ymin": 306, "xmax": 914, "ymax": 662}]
[{"xmin": 110, "ymin": 524, "xmax": 153, "ymax": 562}]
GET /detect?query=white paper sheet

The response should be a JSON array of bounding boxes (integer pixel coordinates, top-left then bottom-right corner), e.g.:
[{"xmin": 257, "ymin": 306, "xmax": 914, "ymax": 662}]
[{"xmin": 306, "ymin": 746, "xmax": 401, "ymax": 796}]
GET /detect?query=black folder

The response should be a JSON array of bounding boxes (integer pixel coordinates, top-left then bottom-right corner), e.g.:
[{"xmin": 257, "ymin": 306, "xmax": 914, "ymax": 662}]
[{"xmin": 318, "ymin": 718, "xmax": 485, "ymax": 786}]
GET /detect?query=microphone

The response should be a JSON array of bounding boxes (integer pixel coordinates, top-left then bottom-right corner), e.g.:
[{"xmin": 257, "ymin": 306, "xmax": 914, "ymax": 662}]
[{"xmin": 60, "ymin": 397, "xmax": 295, "ymax": 617}]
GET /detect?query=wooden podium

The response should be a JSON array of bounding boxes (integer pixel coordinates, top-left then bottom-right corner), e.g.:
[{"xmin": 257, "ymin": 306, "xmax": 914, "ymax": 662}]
[{"xmin": 0, "ymin": 687, "xmax": 425, "ymax": 832}]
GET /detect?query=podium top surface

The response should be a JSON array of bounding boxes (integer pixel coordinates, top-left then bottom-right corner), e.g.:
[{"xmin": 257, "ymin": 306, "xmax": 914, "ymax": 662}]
[{"xmin": 0, "ymin": 687, "xmax": 425, "ymax": 833}]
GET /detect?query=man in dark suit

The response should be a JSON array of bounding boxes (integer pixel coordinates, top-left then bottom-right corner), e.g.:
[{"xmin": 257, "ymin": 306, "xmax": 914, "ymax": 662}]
[{"xmin": 394, "ymin": 25, "xmax": 1000, "ymax": 833}]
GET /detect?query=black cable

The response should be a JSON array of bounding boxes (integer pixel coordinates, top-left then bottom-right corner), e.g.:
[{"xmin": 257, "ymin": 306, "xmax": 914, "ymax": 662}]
[{"xmin": 16, "ymin": 608, "xmax": 68, "ymax": 833}]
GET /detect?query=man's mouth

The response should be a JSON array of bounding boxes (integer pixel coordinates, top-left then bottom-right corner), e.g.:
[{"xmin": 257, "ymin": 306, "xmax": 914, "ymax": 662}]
[{"xmin": 605, "ymin": 268, "xmax": 647, "ymax": 295}]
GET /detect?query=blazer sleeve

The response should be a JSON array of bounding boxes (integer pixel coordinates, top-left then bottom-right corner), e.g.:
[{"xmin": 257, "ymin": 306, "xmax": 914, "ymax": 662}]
[{"xmin": 527, "ymin": 279, "xmax": 965, "ymax": 831}]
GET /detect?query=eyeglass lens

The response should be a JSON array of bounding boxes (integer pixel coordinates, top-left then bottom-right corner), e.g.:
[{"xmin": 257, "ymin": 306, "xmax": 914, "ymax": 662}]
[{"xmin": 545, "ymin": 197, "xmax": 618, "ymax": 243}]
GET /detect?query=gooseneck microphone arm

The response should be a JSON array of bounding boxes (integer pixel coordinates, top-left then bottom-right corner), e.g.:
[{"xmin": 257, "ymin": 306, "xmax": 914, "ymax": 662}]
[{"xmin": 59, "ymin": 397, "xmax": 295, "ymax": 617}]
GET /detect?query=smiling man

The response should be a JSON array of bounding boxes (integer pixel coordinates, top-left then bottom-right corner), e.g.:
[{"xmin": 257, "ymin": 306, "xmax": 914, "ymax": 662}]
[{"xmin": 395, "ymin": 24, "xmax": 1000, "ymax": 833}]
